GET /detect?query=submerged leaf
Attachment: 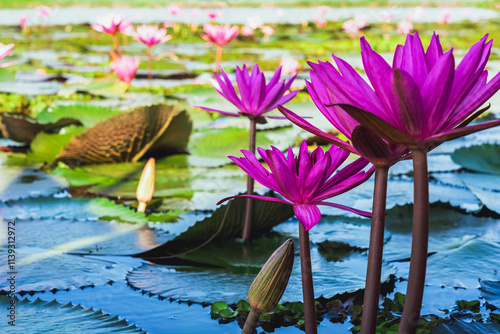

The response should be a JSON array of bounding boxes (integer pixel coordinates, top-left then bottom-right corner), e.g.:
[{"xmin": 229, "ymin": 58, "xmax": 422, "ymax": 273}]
[{"xmin": 57, "ymin": 104, "xmax": 192, "ymax": 166}]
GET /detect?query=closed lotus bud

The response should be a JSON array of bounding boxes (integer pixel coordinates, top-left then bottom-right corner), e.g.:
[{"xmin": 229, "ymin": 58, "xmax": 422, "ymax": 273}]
[
  {"xmin": 136, "ymin": 158, "xmax": 155, "ymax": 213},
  {"xmin": 248, "ymin": 238, "xmax": 294, "ymax": 313}
]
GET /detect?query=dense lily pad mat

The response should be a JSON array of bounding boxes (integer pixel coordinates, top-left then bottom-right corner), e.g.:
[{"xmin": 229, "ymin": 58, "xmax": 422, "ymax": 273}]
[
  {"xmin": 0, "ymin": 297, "xmax": 145, "ymax": 333},
  {"xmin": 0, "ymin": 249, "xmax": 131, "ymax": 293}
]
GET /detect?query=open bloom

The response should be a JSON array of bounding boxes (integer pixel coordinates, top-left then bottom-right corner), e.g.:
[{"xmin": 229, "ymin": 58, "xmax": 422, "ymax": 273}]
[
  {"xmin": 110, "ymin": 56, "xmax": 139, "ymax": 84},
  {"xmin": 313, "ymin": 32, "xmax": 500, "ymax": 150},
  {"xmin": 132, "ymin": 25, "xmax": 172, "ymax": 47},
  {"xmin": 397, "ymin": 20, "xmax": 413, "ymax": 35},
  {"xmin": 201, "ymin": 23, "xmax": 239, "ymax": 47},
  {"xmin": 280, "ymin": 56, "xmax": 301, "ymax": 76},
  {"xmin": 166, "ymin": 4, "xmax": 183, "ymax": 16},
  {"xmin": 218, "ymin": 141, "xmax": 373, "ymax": 231},
  {"xmin": 0, "ymin": 43, "xmax": 16, "ymax": 69},
  {"xmin": 196, "ymin": 64, "xmax": 298, "ymax": 119},
  {"xmin": 91, "ymin": 14, "xmax": 132, "ymax": 36}
]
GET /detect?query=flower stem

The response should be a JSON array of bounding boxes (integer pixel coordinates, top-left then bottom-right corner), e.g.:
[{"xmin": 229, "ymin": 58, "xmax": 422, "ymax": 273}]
[
  {"xmin": 242, "ymin": 309, "xmax": 260, "ymax": 334},
  {"xmin": 361, "ymin": 166, "xmax": 389, "ymax": 334},
  {"xmin": 147, "ymin": 46, "xmax": 153, "ymax": 81},
  {"xmin": 398, "ymin": 148, "xmax": 429, "ymax": 334},
  {"xmin": 137, "ymin": 202, "xmax": 147, "ymax": 214},
  {"xmin": 242, "ymin": 117, "xmax": 257, "ymax": 241},
  {"xmin": 112, "ymin": 34, "xmax": 121, "ymax": 56},
  {"xmin": 299, "ymin": 222, "xmax": 317, "ymax": 334},
  {"xmin": 215, "ymin": 45, "xmax": 223, "ymax": 72}
]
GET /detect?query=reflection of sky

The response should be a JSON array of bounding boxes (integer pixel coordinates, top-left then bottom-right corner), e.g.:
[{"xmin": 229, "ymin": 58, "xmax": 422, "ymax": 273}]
[{"xmin": 0, "ymin": 6, "xmax": 497, "ymax": 26}]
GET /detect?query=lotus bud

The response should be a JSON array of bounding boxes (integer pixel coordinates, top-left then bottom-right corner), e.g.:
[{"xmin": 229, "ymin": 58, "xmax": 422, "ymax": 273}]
[
  {"xmin": 248, "ymin": 238, "xmax": 294, "ymax": 313},
  {"xmin": 136, "ymin": 158, "xmax": 155, "ymax": 213}
]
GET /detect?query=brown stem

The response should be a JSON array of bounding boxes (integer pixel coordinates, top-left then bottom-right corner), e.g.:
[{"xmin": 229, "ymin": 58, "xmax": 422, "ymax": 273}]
[
  {"xmin": 299, "ymin": 222, "xmax": 317, "ymax": 334},
  {"xmin": 241, "ymin": 117, "xmax": 257, "ymax": 241},
  {"xmin": 147, "ymin": 46, "xmax": 153, "ymax": 81},
  {"xmin": 242, "ymin": 308, "xmax": 260, "ymax": 334},
  {"xmin": 112, "ymin": 34, "xmax": 121, "ymax": 56},
  {"xmin": 361, "ymin": 166, "xmax": 389, "ymax": 334},
  {"xmin": 398, "ymin": 148, "xmax": 429, "ymax": 334},
  {"xmin": 215, "ymin": 45, "xmax": 223, "ymax": 72}
]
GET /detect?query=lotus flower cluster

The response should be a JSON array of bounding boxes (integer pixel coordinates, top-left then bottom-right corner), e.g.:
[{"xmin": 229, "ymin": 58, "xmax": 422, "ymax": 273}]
[
  {"xmin": 201, "ymin": 23, "xmax": 239, "ymax": 47},
  {"xmin": 219, "ymin": 141, "xmax": 373, "ymax": 231},
  {"xmin": 91, "ymin": 14, "xmax": 132, "ymax": 36},
  {"xmin": 198, "ymin": 64, "xmax": 298, "ymax": 119},
  {"xmin": 110, "ymin": 56, "xmax": 139, "ymax": 84}
]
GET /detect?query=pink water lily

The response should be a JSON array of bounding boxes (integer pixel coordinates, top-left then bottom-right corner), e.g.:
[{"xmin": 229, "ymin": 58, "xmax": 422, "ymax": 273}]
[
  {"xmin": 218, "ymin": 141, "xmax": 373, "ymax": 231},
  {"xmin": 110, "ymin": 56, "xmax": 139, "ymax": 84},
  {"xmin": 280, "ymin": 56, "xmax": 301, "ymax": 76},
  {"xmin": 197, "ymin": 64, "xmax": 298, "ymax": 119},
  {"xmin": 91, "ymin": 13, "xmax": 132, "ymax": 36},
  {"xmin": 0, "ymin": 43, "xmax": 17, "ymax": 69},
  {"xmin": 327, "ymin": 32, "xmax": 500, "ymax": 149},
  {"xmin": 201, "ymin": 23, "xmax": 239, "ymax": 47},
  {"xmin": 132, "ymin": 25, "xmax": 172, "ymax": 47}
]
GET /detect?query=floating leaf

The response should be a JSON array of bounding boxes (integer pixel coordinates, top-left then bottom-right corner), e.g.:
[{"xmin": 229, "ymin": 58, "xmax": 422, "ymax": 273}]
[
  {"xmin": 28, "ymin": 125, "xmax": 85, "ymax": 163},
  {"xmin": 480, "ymin": 280, "xmax": 500, "ymax": 309},
  {"xmin": 57, "ymin": 104, "xmax": 192, "ymax": 166},
  {"xmin": 467, "ymin": 185, "xmax": 500, "ymax": 214},
  {"xmin": 0, "ymin": 248, "xmax": 132, "ymax": 293},
  {"xmin": 0, "ymin": 297, "xmax": 145, "ymax": 333},
  {"xmin": 37, "ymin": 104, "xmax": 124, "ymax": 128},
  {"xmin": 451, "ymin": 144, "xmax": 500, "ymax": 174}
]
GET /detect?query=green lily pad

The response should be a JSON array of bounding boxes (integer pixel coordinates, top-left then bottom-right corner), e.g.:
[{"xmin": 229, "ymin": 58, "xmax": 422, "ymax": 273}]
[
  {"xmin": 27, "ymin": 125, "xmax": 85, "ymax": 163},
  {"xmin": 5, "ymin": 218, "xmax": 173, "ymax": 255},
  {"xmin": 451, "ymin": 144, "xmax": 500, "ymax": 174},
  {"xmin": 0, "ymin": 297, "xmax": 145, "ymax": 333},
  {"xmin": 37, "ymin": 104, "xmax": 124, "ymax": 128},
  {"xmin": 480, "ymin": 280, "xmax": 500, "ymax": 309},
  {"xmin": 467, "ymin": 185, "xmax": 500, "ymax": 214},
  {"xmin": 432, "ymin": 172, "xmax": 500, "ymax": 193},
  {"xmin": 431, "ymin": 319, "xmax": 500, "ymax": 334},
  {"xmin": 0, "ymin": 248, "xmax": 131, "ymax": 293},
  {"xmin": 0, "ymin": 196, "xmax": 147, "ymax": 223}
]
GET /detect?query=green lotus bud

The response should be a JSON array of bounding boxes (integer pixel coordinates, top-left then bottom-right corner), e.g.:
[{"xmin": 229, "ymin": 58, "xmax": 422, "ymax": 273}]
[{"xmin": 248, "ymin": 238, "xmax": 294, "ymax": 313}]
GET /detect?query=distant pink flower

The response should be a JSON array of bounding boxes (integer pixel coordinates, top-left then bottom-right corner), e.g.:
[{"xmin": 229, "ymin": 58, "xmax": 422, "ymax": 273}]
[
  {"xmin": 247, "ymin": 16, "xmax": 263, "ymax": 30},
  {"xmin": 201, "ymin": 23, "xmax": 239, "ymax": 47},
  {"xmin": 313, "ymin": 17, "xmax": 327, "ymax": 28},
  {"xmin": 407, "ymin": 6, "xmax": 424, "ymax": 21},
  {"xmin": 19, "ymin": 15, "xmax": 27, "ymax": 30},
  {"xmin": 110, "ymin": 56, "xmax": 139, "ymax": 84},
  {"xmin": 261, "ymin": 25, "xmax": 275, "ymax": 37},
  {"xmin": 354, "ymin": 14, "xmax": 368, "ymax": 28},
  {"xmin": 397, "ymin": 20, "xmax": 413, "ymax": 35},
  {"xmin": 218, "ymin": 141, "xmax": 373, "ymax": 231},
  {"xmin": 280, "ymin": 56, "xmax": 301, "ymax": 76},
  {"xmin": 166, "ymin": 4, "xmax": 183, "ymax": 16},
  {"xmin": 91, "ymin": 14, "xmax": 132, "ymax": 36},
  {"xmin": 206, "ymin": 10, "xmax": 221, "ymax": 20},
  {"xmin": 162, "ymin": 21, "xmax": 175, "ymax": 29},
  {"xmin": 36, "ymin": 5, "xmax": 52, "ymax": 17},
  {"xmin": 379, "ymin": 10, "xmax": 393, "ymax": 23},
  {"xmin": 0, "ymin": 43, "xmax": 16, "ymax": 68},
  {"xmin": 241, "ymin": 25, "xmax": 254, "ymax": 36},
  {"xmin": 342, "ymin": 20, "xmax": 360, "ymax": 35},
  {"xmin": 318, "ymin": 6, "xmax": 329, "ymax": 15},
  {"xmin": 132, "ymin": 25, "xmax": 172, "ymax": 47},
  {"xmin": 439, "ymin": 9, "xmax": 452, "ymax": 24},
  {"xmin": 35, "ymin": 68, "xmax": 47, "ymax": 76}
]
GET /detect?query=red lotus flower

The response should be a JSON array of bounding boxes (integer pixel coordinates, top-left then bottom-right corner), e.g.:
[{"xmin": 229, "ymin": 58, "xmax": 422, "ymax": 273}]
[{"xmin": 218, "ymin": 140, "xmax": 373, "ymax": 231}]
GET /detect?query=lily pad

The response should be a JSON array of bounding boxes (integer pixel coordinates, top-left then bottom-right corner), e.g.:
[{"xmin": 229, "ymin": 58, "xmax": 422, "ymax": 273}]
[
  {"xmin": 27, "ymin": 125, "xmax": 85, "ymax": 163},
  {"xmin": 0, "ymin": 297, "xmax": 145, "ymax": 333},
  {"xmin": 0, "ymin": 196, "xmax": 147, "ymax": 223},
  {"xmin": 37, "ymin": 104, "xmax": 124, "ymax": 128},
  {"xmin": 481, "ymin": 280, "xmax": 500, "ymax": 310},
  {"xmin": 431, "ymin": 319, "xmax": 500, "ymax": 334},
  {"xmin": 433, "ymin": 172, "xmax": 500, "ymax": 193},
  {"xmin": 451, "ymin": 144, "xmax": 500, "ymax": 174},
  {"xmin": 0, "ymin": 248, "xmax": 131, "ymax": 293},
  {"xmin": 57, "ymin": 104, "xmax": 191, "ymax": 166},
  {"xmin": 467, "ymin": 185, "xmax": 500, "ymax": 215}
]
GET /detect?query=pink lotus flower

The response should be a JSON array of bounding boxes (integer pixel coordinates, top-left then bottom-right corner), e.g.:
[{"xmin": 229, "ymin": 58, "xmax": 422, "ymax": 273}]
[
  {"xmin": 218, "ymin": 141, "xmax": 373, "ymax": 231},
  {"xmin": 313, "ymin": 17, "xmax": 327, "ymax": 28},
  {"xmin": 19, "ymin": 15, "xmax": 27, "ymax": 30},
  {"xmin": 132, "ymin": 25, "xmax": 172, "ymax": 47},
  {"xmin": 91, "ymin": 14, "xmax": 132, "ymax": 36},
  {"xmin": 379, "ymin": 10, "xmax": 393, "ymax": 23},
  {"xmin": 261, "ymin": 25, "xmax": 275, "ymax": 37},
  {"xmin": 110, "ymin": 56, "xmax": 139, "ymax": 84},
  {"xmin": 166, "ymin": 4, "xmax": 183, "ymax": 16},
  {"xmin": 439, "ymin": 9, "xmax": 452, "ymax": 24},
  {"xmin": 241, "ymin": 25, "xmax": 254, "ymax": 36},
  {"xmin": 0, "ymin": 43, "xmax": 17, "ymax": 69},
  {"xmin": 397, "ymin": 20, "xmax": 413, "ymax": 35},
  {"xmin": 280, "ymin": 56, "xmax": 301, "ymax": 76},
  {"xmin": 197, "ymin": 64, "xmax": 298, "ymax": 119},
  {"xmin": 36, "ymin": 5, "xmax": 52, "ymax": 17},
  {"xmin": 342, "ymin": 20, "xmax": 361, "ymax": 35},
  {"xmin": 318, "ymin": 6, "xmax": 329, "ymax": 15},
  {"xmin": 201, "ymin": 23, "xmax": 239, "ymax": 47},
  {"xmin": 312, "ymin": 32, "xmax": 500, "ymax": 151},
  {"xmin": 206, "ymin": 10, "xmax": 221, "ymax": 20}
]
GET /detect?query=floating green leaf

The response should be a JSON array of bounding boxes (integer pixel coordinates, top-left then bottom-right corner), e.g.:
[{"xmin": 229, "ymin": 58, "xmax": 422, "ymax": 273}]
[
  {"xmin": 27, "ymin": 125, "xmax": 85, "ymax": 163},
  {"xmin": 37, "ymin": 104, "xmax": 124, "ymax": 128},
  {"xmin": 451, "ymin": 144, "xmax": 500, "ymax": 174}
]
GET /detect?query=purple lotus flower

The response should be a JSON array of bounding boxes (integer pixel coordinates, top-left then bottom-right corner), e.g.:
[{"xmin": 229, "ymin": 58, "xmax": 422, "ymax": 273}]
[
  {"xmin": 197, "ymin": 64, "xmax": 298, "ymax": 120},
  {"xmin": 307, "ymin": 32, "xmax": 500, "ymax": 149},
  {"xmin": 218, "ymin": 140, "xmax": 373, "ymax": 231}
]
